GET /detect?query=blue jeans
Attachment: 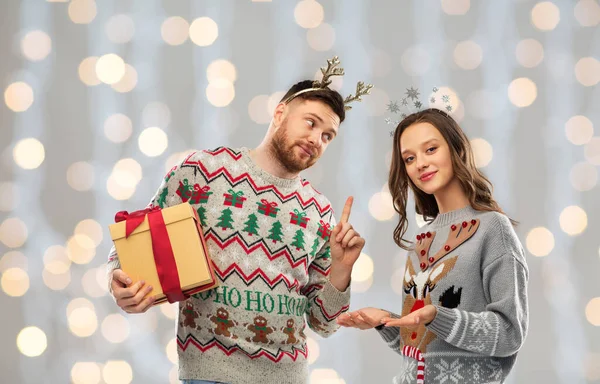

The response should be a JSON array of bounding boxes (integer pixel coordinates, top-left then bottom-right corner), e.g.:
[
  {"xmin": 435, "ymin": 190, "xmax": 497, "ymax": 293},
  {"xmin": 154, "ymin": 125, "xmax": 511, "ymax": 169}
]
[{"xmin": 181, "ymin": 381, "xmax": 228, "ymax": 384}]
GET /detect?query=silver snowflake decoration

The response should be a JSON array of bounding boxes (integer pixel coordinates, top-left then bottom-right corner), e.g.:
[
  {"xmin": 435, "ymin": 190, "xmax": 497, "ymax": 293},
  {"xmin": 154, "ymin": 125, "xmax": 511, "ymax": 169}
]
[
  {"xmin": 414, "ymin": 101, "xmax": 423, "ymax": 109},
  {"xmin": 406, "ymin": 87, "xmax": 420, "ymax": 100},
  {"xmin": 442, "ymin": 94, "xmax": 450, "ymax": 103},
  {"xmin": 389, "ymin": 130, "xmax": 395, "ymax": 137},
  {"xmin": 387, "ymin": 101, "xmax": 400, "ymax": 113},
  {"xmin": 401, "ymin": 98, "xmax": 409, "ymax": 106},
  {"xmin": 400, "ymin": 113, "xmax": 407, "ymax": 119},
  {"xmin": 430, "ymin": 97, "xmax": 436, "ymax": 103},
  {"xmin": 384, "ymin": 117, "xmax": 392, "ymax": 124},
  {"xmin": 446, "ymin": 105, "xmax": 453, "ymax": 112},
  {"xmin": 432, "ymin": 86, "xmax": 439, "ymax": 92}
]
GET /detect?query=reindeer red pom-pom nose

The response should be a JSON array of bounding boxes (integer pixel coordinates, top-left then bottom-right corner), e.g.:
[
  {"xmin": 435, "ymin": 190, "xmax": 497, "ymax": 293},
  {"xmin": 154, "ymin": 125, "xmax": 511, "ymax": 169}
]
[
  {"xmin": 471, "ymin": 219, "xmax": 476, "ymax": 225},
  {"xmin": 426, "ymin": 232, "xmax": 432, "ymax": 238},
  {"xmin": 444, "ymin": 245, "xmax": 450, "ymax": 251},
  {"xmin": 451, "ymin": 224, "xmax": 457, "ymax": 231},
  {"xmin": 420, "ymin": 262, "xmax": 426, "ymax": 270},
  {"xmin": 417, "ymin": 234, "xmax": 421, "ymax": 241},
  {"xmin": 462, "ymin": 221, "xmax": 468, "ymax": 228},
  {"xmin": 428, "ymin": 257, "xmax": 434, "ymax": 263},
  {"xmin": 420, "ymin": 250, "xmax": 426, "ymax": 256}
]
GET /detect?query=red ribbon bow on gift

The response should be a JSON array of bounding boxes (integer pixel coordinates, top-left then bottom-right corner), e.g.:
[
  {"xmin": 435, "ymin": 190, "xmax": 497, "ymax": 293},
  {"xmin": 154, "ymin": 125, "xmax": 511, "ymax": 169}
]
[
  {"xmin": 319, "ymin": 220, "xmax": 331, "ymax": 230},
  {"xmin": 260, "ymin": 199, "xmax": 278, "ymax": 208},
  {"xmin": 195, "ymin": 185, "xmax": 210, "ymax": 192},
  {"xmin": 114, "ymin": 206, "xmax": 187, "ymax": 303}
]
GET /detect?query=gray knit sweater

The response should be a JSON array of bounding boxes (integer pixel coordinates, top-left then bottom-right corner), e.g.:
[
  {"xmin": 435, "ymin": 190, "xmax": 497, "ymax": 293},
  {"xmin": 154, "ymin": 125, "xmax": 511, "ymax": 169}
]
[{"xmin": 377, "ymin": 206, "xmax": 529, "ymax": 384}]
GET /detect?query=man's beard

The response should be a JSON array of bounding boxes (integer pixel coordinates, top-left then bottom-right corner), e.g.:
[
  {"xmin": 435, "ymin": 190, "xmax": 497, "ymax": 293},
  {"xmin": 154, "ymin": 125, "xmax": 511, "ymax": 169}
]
[{"xmin": 270, "ymin": 120, "xmax": 318, "ymax": 174}]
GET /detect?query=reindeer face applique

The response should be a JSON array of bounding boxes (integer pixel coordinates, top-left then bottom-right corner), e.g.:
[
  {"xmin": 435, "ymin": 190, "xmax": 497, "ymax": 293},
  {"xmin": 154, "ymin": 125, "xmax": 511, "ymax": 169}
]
[{"xmin": 400, "ymin": 219, "xmax": 480, "ymax": 353}]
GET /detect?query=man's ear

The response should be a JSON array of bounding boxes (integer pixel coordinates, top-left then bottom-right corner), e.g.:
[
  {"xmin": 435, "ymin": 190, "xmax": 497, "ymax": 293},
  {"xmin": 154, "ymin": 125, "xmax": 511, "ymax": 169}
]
[{"xmin": 273, "ymin": 102, "xmax": 287, "ymax": 127}]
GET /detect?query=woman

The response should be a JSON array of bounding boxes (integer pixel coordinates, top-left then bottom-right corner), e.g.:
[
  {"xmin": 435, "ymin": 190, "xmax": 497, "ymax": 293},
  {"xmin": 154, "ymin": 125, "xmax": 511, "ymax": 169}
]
[{"xmin": 337, "ymin": 108, "xmax": 529, "ymax": 383}]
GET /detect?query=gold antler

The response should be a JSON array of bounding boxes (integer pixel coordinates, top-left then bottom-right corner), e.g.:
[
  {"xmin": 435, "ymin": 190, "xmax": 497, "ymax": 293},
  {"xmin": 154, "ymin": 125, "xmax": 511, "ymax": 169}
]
[
  {"xmin": 314, "ymin": 56, "xmax": 345, "ymax": 88},
  {"xmin": 343, "ymin": 81, "xmax": 373, "ymax": 110}
]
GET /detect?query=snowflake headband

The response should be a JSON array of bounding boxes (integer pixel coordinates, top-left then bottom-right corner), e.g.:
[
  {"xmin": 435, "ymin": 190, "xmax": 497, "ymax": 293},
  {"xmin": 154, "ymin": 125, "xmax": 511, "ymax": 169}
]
[
  {"xmin": 283, "ymin": 56, "xmax": 374, "ymax": 111},
  {"xmin": 385, "ymin": 87, "xmax": 454, "ymax": 128}
]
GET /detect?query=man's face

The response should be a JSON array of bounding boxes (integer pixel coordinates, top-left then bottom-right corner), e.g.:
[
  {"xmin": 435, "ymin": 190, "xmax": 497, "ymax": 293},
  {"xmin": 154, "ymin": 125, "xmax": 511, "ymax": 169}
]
[{"xmin": 270, "ymin": 99, "xmax": 341, "ymax": 173}]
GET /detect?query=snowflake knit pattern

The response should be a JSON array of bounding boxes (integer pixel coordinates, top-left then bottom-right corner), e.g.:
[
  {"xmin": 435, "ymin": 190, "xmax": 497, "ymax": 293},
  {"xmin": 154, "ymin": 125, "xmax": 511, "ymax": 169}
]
[
  {"xmin": 107, "ymin": 147, "xmax": 350, "ymax": 384},
  {"xmin": 378, "ymin": 206, "xmax": 529, "ymax": 384}
]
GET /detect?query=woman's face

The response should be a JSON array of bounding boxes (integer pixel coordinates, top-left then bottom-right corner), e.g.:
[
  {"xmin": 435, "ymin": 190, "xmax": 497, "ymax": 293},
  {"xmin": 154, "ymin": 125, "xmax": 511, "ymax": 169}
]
[{"xmin": 399, "ymin": 122, "xmax": 455, "ymax": 196}]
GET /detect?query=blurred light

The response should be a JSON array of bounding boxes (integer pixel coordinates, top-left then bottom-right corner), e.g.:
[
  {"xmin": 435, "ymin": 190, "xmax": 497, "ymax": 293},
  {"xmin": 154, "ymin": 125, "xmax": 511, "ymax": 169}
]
[
  {"xmin": 586, "ymin": 297, "xmax": 600, "ymax": 326},
  {"xmin": 169, "ymin": 366, "xmax": 178, "ymax": 384},
  {"xmin": 508, "ymin": 78, "xmax": 537, "ymax": 107},
  {"xmin": 13, "ymin": 138, "xmax": 45, "ymax": 169},
  {"xmin": 0, "ymin": 182, "xmax": 18, "ymax": 212},
  {"xmin": 43, "ymin": 245, "xmax": 71, "ymax": 274},
  {"xmin": 142, "ymin": 102, "xmax": 171, "ymax": 128},
  {"xmin": 4, "ymin": 81, "xmax": 34, "ymax": 112},
  {"xmin": 267, "ymin": 92, "xmax": 285, "ymax": 116},
  {"xmin": 107, "ymin": 176, "xmax": 136, "ymax": 201},
  {"xmin": 67, "ymin": 234, "xmax": 96, "ymax": 264},
  {"xmin": 1, "ymin": 267, "xmax": 29, "ymax": 297},
  {"xmin": 364, "ymin": 87, "xmax": 389, "ymax": 117},
  {"xmin": 68, "ymin": 0, "xmax": 97, "ymax": 24},
  {"xmin": 368, "ymin": 192, "xmax": 395, "ymax": 221},
  {"xmin": 78, "ymin": 57, "xmax": 101, "ymax": 86},
  {"xmin": 161, "ymin": 16, "xmax": 189, "ymax": 46},
  {"xmin": 101, "ymin": 314, "xmax": 130, "ymax": 343},
  {"xmin": 351, "ymin": 253, "xmax": 374, "ymax": 283},
  {"xmin": 515, "ymin": 39, "xmax": 544, "ymax": 68},
  {"xmin": 103, "ymin": 361, "xmax": 133, "ymax": 384},
  {"xmin": 207, "ymin": 59, "xmax": 237, "ymax": 83},
  {"xmin": 351, "ymin": 275, "xmax": 373, "ymax": 293},
  {"xmin": 96, "ymin": 54, "xmax": 126, "ymax": 85},
  {"xmin": 531, "ymin": 1, "xmax": 560, "ymax": 31},
  {"xmin": 67, "ymin": 298, "xmax": 98, "ymax": 337},
  {"xmin": 585, "ymin": 137, "xmax": 600, "ymax": 165},
  {"xmin": 67, "ymin": 161, "xmax": 95, "ymax": 191},
  {"xmin": 111, "ymin": 64, "xmax": 138, "ymax": 93},
  {"xmin": 453, "ymin": 40, "xmax": 482, "ymax": 70},
  {"xmin": 105, "ymin": 14, "xmax": 135, "ymax": 44},
  {"xmin": 575, "ymin": 0, "xmax": 600, "ymax": 27},
  {"xmin": 43, "ymin": 267, "xmax": 71, "ymax": 291},
  {"xmin": 71, "ymin": 362, "xmax": 102, "ymax": 384},
  {"xmin": 47, "ymin": 0, "xmax": 68, "ymax": 2},
  {"xmin": 401, "ymin": 45, "xmax": 431, "ymax": 76},
  {"xmin": 96, "ymin": 267, "xmax": 109, "ymax": 295},
  {"xmin": 565, "ymin": 115, "xmax": 594, "ymax": 145},
  {"xmin": 310, "ymin": 369, "xmax": 345, "ymax": 384},
  {"xmin": 575, "ymin": 57, "xmax": 600, "ymax": 87},
  {"xmin": 83, "ymin": 268, "xmax": 106, "ymax": 298},
  {"xmin": 189, "ymin": 17, "xmax": 218, "ymax": 46},
  {"xmin": 307, "ymin": 336, "xmax": 320, "ymax": 364},
  {"xmin": 526, "ymin": 227, "xmax": 555, "ymax": 257},
  {"xmin": 0, "ymin": 217, "xmax": 27, "ymax": 248},
  {"xmin": 75, "ymin": 219, "xmax": 103, "ymax": 247},
  {"xmin": 248, "ymin": 95, "xmax": 271, "ymax": 124},
  {"xmin": 128, "ymin": 310, "xmax": 158, "ymax": 334},
  {"xmin": 441, "ymin": 0, "xmax": 470, "ymax": 15},
  {"xmin": 570, "ymin": 162, "xmax": 598, "ymax": 191},
  {"xmin": 17, "ymin": 327, "xmax": 47, "ymax": 357},
  {"xmin": 112, "ymin": 158, "xmax": 143, "ymax": 187},
  {"xmin": 371, "ymin": 49, "xmax": 392, "ymax": 78},
  {"xmin": 294, "ymin": 0, "xmax": 324, "ymax": 28},
  {"xmin": 104, "ymin": 113, "xmax": 133, "ymax": 143},
  {"xmin": 160, "ymin": 303, "xmax": 178, "ymax": 320},
  {"xmin": 139, "ymin": 127, "xmax": 168, "ymax": 157},
  {"xmin": 0, "ymin": 251, "xmax": 27, "ymax": 273},
  {"xmin": 307, "ymin": 23, "xmax": 335, "ymax": 52},
  {"xmin": 21, "ymin": 30, "xmax": 52, "ymax": 61},
  {"xmin": 470, "ymin": 138, "xmax": 493, "ymax": 168},
  {"xmin": 166, "ymin": 338, "xmax": 178, "ymax": 364},
  {"xmin": 206, "ymin": 79, "xmax": 235, "ymax": 107},
  {"xmin": 559, "ymin": 206, "xmax": 587, "ymax": 236}
]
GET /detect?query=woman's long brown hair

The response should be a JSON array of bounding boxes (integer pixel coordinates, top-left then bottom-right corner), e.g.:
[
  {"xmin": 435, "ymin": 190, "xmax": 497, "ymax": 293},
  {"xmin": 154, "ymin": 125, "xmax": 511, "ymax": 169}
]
[{"xmin": 389, "ymin": 108, "xmax": 515, "ymax": 250}]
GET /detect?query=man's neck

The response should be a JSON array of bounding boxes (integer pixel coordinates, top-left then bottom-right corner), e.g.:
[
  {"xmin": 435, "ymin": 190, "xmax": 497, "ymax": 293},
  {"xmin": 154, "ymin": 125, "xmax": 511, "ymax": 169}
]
[{"xmin": 249, "ymin": 144, "xmax": 299, "ymax": 180}]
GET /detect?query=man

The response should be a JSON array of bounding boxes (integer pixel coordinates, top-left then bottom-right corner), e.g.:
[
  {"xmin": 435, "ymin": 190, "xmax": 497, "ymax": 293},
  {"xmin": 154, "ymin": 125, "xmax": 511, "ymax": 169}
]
[{"xmin": 107, "ymin": 57, "xmax": 372, "ymax": 384}]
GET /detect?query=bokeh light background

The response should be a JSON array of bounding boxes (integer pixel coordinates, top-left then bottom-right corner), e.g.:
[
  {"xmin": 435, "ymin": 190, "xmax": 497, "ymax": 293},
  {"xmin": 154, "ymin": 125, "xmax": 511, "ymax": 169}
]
[{"xmin": 1, "ymin": 0, "xmax": 600, "ymax": 383}]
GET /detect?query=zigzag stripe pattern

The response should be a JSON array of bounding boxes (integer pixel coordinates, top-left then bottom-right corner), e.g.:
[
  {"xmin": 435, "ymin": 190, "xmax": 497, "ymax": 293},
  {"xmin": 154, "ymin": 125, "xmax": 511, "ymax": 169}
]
[
  {"xmin": 177, "ymin": 334, "xmax": 308, "ymax": 363},
  {"xmin": 180, "ymin": 148, "xmax": 334, "ymax": 216},
  {"xmin": 314, "ymin": 297, "xmax": 350, "ymax": 321},
  {"xmin": 206, "ymin": 229, "xmax": 310, "ymax": 270}
]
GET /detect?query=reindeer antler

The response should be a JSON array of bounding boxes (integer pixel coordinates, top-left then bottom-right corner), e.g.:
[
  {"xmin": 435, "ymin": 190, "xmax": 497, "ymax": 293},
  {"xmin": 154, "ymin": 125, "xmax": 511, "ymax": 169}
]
[
  {"xmin": 344, "ymin": 81, "xmax": 374, "ymax": 110},
  {"xmin": 314, "ymin": 56, "xmax": 345, "ymax": 88}
]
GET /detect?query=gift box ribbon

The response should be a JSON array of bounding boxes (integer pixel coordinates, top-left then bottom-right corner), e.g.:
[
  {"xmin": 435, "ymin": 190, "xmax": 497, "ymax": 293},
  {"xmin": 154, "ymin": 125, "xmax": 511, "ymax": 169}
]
[{"xmin": 115, "ymin": 206, "xmax": 187, "ymax": 303}]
